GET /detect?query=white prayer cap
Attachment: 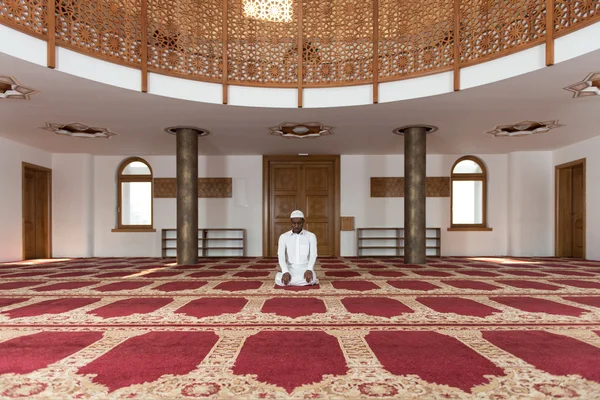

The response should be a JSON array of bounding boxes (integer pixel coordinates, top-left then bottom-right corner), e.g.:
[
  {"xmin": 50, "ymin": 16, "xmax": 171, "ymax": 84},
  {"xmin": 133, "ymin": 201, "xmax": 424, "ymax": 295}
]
[{"xmin": 290, "ymin": 210, "xmax": 304, "ymax": 219}]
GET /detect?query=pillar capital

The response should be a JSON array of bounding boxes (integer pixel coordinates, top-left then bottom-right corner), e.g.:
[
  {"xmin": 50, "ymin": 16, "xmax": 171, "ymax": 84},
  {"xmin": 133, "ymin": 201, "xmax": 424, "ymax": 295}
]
[
  {"xmin": 165, "ymin": 126, "xmax": 211, "ymax": 136},
  {"xmin": 392, "ymin": 124, "xmax": 438, "ymax": 135}
]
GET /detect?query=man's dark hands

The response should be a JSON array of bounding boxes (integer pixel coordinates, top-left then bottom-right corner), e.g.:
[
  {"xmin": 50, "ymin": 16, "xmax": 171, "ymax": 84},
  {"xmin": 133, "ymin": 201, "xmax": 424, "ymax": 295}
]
[
  {"xmin": 282, "ymin": 272, "xmax": 291, "ymax": 285},
  {"xmin": 304, "ymin": 270, "xmax": 313, "ymax": 283}
]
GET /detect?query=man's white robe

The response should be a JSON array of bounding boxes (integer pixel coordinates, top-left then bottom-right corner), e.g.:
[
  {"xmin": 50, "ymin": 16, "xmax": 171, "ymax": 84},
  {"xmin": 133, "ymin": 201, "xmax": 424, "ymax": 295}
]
[{"xmin": 275, "ymin": 229, "xmax": 319, "ymax": 286}]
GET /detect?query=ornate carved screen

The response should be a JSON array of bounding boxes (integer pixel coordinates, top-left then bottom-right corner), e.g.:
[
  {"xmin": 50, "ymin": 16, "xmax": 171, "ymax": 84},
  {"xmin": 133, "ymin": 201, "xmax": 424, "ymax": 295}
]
[
  {"xmin": 302, "ymin": 0, "xmax": 373, "ymax": 86},
  {"xmin": 378, "ymin": 0, "xmax": 454, "ymax": 80},
  {"xmin": 0, "ymin": 0, "xmax": 48, "ymax": 38},
  {"xmin": 1, "ymin": 0, "xmax": 599, "ymax": 91},
  {"xmin": 147, "ymin": 0, "xmax": 222, "ymax": 81},
  {"xmin": 228, "ymin": 0, "xmax": 299, "ymax": 86},
  {"xmin": 554, "ymin": 0, "xmax": 600, "ymax": 35},
  {"xmin": 55, "ymin": 0, "xmax": 143, "ymax": 67},
  {"xmin": 459, "ymin": 0, "xmax": 546, "ymax": 66}
]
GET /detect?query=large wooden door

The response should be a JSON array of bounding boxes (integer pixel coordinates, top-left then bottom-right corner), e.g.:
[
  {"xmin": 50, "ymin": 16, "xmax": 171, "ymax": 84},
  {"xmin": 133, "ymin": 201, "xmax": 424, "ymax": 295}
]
[
  {"xmin": 22, "ymin": 163, "xmax": 52, "ymax": 259},
  {"xmin": 556, "ymin": 159, "xmax": 585, "ymax": 258},
  {"xmin": 571, "ymin": 164, "xmax": 585, "ymax": 258},
  {"xmin": 264, "ymin": 156, "xmax": 340, "ymax": 257}
]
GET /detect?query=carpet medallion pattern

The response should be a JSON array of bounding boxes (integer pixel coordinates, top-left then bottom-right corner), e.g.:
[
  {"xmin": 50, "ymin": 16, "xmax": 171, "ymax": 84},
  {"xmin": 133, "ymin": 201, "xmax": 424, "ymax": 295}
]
[{"xmin": 0, "ymin": 256, "xmax": 599, "ymax": 399}]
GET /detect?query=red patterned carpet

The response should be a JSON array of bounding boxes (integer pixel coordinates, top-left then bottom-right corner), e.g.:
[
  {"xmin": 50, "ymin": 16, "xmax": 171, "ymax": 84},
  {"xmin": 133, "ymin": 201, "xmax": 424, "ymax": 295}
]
[{"xmin": 0, "ymin": 256, "xmax": 599, "ymax": 399}]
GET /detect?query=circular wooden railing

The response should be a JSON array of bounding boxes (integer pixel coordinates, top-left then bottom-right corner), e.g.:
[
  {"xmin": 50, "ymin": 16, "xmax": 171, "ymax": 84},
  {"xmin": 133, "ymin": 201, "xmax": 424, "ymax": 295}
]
[{"xmin": 1, "ymin": 0, "xmax": 598, "ymax": 104}]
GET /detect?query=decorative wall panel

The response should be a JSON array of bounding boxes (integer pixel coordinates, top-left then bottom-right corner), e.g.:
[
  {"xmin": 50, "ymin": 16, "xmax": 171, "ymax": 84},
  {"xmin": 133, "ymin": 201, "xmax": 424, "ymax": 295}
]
[
  {"xmin": 0, "ymin": 0, "xmax": 48, "ymax": 38},
  {"xmin": 228, "ymin": 0, "xmax": 298, "ymax": 85},
  {"xmin": 55, "ymin": 0, "xmax": 142, "ymax": 67},
  {"xmin": 371, "ymin": 177, "xmax": 450, "ymax": 197},
  {"xmin": 302, "ymin": 0, "xmax": 373, "ymax": 85},
  {"xmin": 459, "ymin": 0, "xmax": 546, "ymax": 66},
  {"xmin": 154, "ymin": 178, "xmax": 233, "ymax": 198},
  {"xmin": 147, "ymin": 0, "xmax": 222, "ymax": 81},
  {"xmin": 341, "ymin": 216, "xmax": 355, "ymax": 231},
  {"xmin": 378, "ymin": 0, "xmax": 453, "ymax": 80},
  {"xmin": 554, "ymin": 0, "xmax": 600, "ymax": 35}
]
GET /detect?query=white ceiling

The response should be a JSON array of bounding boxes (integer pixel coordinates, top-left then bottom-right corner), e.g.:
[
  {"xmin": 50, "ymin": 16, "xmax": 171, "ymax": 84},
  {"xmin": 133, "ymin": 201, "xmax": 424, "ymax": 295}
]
[{"xmin": 1, "ymin": 49, "xmax": 599, "ymax": 156}]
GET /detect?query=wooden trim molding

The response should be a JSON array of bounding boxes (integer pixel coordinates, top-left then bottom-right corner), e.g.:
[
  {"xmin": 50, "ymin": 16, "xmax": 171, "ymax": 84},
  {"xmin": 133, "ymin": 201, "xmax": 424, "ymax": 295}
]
[
  {"xmin": 447, "ymin": 227, "xmax": 493, "ymax": 232},
  {"xmin": 372, "ymin": 0, "xmax": 379, "ymax": 103},
  {"xmin": 453, "ymin": 0, "xmax": 460, "ymax": 91},
  {"xmin": 141, "ymin": 0, "xmax": 148, "ymax": 92},
  {"xmin": 371, "ymin": 177, "xmax": 450, "ymax": 197},
  {"xmin": 153, "ymin": 178, "xmax": 233, "ymax": 198},
  {"xmin": 222, "ymin": 0, "xmax": 228, "ymax": 104},
  {"xmin": 47, "ymin": 0, "xmax": 56, "ymax": 69},
  {"xmin": 297, "ymin": 0, "xmax": 303, "ymax": 108},
  {"xmin": 111, "ymin": 228, "xmax": 156, "ymax": 233},
  {"xmin": 546, "ymin": 0, "xmax": 554, "ymax": 66}
]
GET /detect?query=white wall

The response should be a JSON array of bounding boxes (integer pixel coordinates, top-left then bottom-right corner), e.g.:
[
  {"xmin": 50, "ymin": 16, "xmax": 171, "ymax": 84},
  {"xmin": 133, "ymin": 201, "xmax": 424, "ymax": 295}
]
[
  {"xmin": 553, "ymin": 135, "xmax": 600, "ymax": 261},
  {"xmin": 340, "ymin": 154, "xmax": 509, "ymax": 257},
  {"xmin": 92, "ymin": 155, "xmax": 263, "ymax": 257},
  {"xmin": 52, "ymin": 154, "xmax": 94, "ymax": 257},
  {"xmin": 0, "ymin": 137, "xmax": 52, "ymax": 262},
  {"xmin": 507, "ymin": 151, "xmax": 554, "ymax": 256}
]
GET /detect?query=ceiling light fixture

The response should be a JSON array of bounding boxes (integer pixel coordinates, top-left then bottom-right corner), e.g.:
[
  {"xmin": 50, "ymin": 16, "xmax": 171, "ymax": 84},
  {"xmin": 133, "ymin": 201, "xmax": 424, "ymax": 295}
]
[
  {"xmin": 43, "ymin": 122, "xmax": 117, "ymax": 138},
  {"xmin": 0, "ymin": 76, "xmax": 39, "ymax": 100},
  {"xmin": 269, "ymin": 122, "xmax": 334, "ymax": 139},
  {"xmin": 486, "ymin": 120, "xmax": 563, "ymax": 137},
  {"xmin": 243, "ymin": 0, "xmax": 293, "ymax": 23},
  {"xmin": 564, "ymin": 72, "xmax": 600, "ymax": 98}
]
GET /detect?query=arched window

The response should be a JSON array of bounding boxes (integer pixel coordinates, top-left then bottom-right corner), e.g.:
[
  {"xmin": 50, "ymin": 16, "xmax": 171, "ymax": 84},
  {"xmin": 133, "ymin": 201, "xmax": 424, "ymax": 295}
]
[
  {"xmin": 117, "ymin": 157, "xmax": 153, "ymax": 229},
  {"xmin": 450, "ymin": 156, "xmax": 487, "ymax": 229}
]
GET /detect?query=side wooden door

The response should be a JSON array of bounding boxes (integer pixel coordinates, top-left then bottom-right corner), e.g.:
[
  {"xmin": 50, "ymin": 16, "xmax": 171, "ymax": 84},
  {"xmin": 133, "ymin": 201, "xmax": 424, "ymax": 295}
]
[
  {"xmin": 22, "ymin": 163, "xmax": 52, "ymax": 259},
  {"xmin": 555, "ymin": 159, "xmax": 585, "ymax": 258}
]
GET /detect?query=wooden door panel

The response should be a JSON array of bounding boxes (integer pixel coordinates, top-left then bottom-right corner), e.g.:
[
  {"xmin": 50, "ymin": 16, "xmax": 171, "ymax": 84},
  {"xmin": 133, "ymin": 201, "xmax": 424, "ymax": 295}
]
[
  {"xmin": 557, "ymin": 168, "xmax": 573, "ymax": 257},
  {"xmin": 303, "ymin": 164, "xmax": 334, "ymax": 255},
  {"xmin": 35, "ymin": 171, "xmax": 49, "ymax": 258},
  {"xmin": 270, "ymin": 165, "xmax": 302, "ymax": 255},
  {"xmin": 306, "ymin": 222, "xmax": 329, "ymax": 247},
  {"xmin": 274, "ymin": 195, "xmax": 297, "ymax": 219},
  {"xmin": 273, "ymin": 167, "xmax": 299, "ymax": 191},
  {"xmin": 23, "ymin": 169, "xmax": 36, "ymax": 260},
  {"xmin": 306, "ymin": 195, "xmax": 329, "ymax": 219},
  {"xmin": 572, "ymin": 165, "xmax": 584, "ymax": 258},
  {"xmin": 305, "ymin": 166, "xmax": 329, "ymax": 191}
]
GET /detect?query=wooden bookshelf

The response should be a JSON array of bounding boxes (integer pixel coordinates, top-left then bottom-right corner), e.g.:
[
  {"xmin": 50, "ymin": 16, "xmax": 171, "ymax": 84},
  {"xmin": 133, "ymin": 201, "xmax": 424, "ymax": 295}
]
[
  {"xmin": 357, "ymin": 227, "xmax": 441, "ymax": 257},
  {"xmin": 161, "ymin": 228, "xmax": 246, "ymax": 257}
]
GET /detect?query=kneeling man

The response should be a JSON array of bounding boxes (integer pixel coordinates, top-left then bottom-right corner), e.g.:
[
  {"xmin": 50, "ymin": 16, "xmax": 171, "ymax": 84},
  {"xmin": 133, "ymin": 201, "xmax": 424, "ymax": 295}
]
[{"xmin": 275, "ymin": 210, "xmax": 319, "ymax": 286}]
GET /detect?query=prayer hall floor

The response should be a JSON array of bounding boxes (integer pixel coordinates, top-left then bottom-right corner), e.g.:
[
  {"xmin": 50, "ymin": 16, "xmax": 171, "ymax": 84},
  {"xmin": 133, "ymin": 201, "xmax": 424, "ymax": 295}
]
[{"xmin": 0, "ymin": 256, "xmax": 599, "ymax": 399}]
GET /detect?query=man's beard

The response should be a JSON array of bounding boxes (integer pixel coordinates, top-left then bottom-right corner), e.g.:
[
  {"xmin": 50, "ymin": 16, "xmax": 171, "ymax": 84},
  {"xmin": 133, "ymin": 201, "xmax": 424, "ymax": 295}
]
[{"xmin": 292, "ymin": 228, "xmax": 302, "ymax": 233}]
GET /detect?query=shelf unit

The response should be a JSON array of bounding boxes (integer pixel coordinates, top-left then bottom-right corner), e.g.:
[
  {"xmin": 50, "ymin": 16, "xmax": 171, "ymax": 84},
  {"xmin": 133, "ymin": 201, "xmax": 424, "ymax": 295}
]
[
  {"xmin": 161, "ymin": 228, "xmax": 245, "ymax": 257},
  {"xmin": 357, "ymin": 227, "xmax": 441, "ymax": 257}
]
